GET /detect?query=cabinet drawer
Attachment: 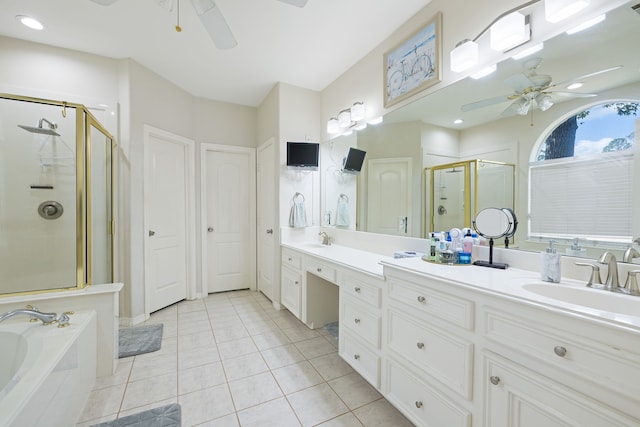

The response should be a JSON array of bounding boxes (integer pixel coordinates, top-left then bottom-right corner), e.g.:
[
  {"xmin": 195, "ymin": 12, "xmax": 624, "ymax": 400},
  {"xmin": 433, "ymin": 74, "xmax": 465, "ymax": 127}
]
[
  {"xmin": 388, "ymin": 277, "xmax": 474, "ymax": 331},
  {"xmin": 483, "ymin": 308, "xmax": 640, "ymax": 397},
  {"xmin": 340, "ymin": 331, "xmax": 380, "ymax": 388},
  {"xmin": 388, "ymin": 309, "xmax": 473, "ymax": 399},
  {"xmin": 282, "ymin": 248, "xmax": 302, "ymax": 271},
  {"xmin": 341, "ymin": 272, "xmax": 382, "ymax": 308},
  {"xmin": 341, "ymin": 296, "xmax": 381, "ymax": 348},
  {"xmin": 306, "ymin": 258, "xmax": 337, "ymax": 283},
  {"xmin": 386, "ymin": 359, "xmax": 471, "ymax": 427}
]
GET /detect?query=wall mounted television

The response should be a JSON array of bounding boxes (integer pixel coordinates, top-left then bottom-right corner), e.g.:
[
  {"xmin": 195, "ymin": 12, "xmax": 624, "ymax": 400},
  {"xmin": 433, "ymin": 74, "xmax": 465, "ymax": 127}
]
[
  {"xmin": 342, "ymin": 147, "xmax": 366, "ymax": 175},
  {"xmin": 286, "ymin": 142, "xmax": 319, "ymax": 171}
]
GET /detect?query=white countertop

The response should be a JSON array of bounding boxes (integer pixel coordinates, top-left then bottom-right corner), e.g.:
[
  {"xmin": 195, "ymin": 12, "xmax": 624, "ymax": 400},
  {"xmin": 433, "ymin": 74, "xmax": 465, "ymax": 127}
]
[
  {"xmin": 281, "ymin": 242, "xmax": 393, "ymax": 277},
  {"xmin": 281, "ymin": 241, "xmax": 640, "ymax": 330},
  {"xmin": 383, "ymin": 256, "xmax": 640, "ymax": 330}
]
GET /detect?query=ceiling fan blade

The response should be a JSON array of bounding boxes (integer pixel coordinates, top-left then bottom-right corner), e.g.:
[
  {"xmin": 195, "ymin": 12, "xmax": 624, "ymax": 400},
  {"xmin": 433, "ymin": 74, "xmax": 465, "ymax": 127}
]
[
  {"xmin": 191, "ymin": 0, "xmax": 237, "ymax": 49},
  {"xmin": 277, "ymin": 0, "xmax": 309, "ymax": 7},
  {"xmin": 549, "ymin": 66, "xmax": 622, "ymax": 89},
  {"xmin": 551, "ymin": 91, "xmax": 598, "ymax": 98},
  {"xmin": 504, "ymin": 73, "xmax": 535, "ymax": 93},
  {"xmin": 89, "ymin": 0, "xmax": 119, "ymax": 5},
  {"xmin": 461, "ymin": 94, "xmax": 512, "ymax": 112}
]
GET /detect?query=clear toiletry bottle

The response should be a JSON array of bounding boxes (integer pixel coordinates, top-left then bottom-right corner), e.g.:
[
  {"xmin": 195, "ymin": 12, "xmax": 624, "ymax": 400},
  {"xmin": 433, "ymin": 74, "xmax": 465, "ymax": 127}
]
[
  {"xmin": 428, "ymin": 233, "xmax": 437, "ymax": 261},
  {"xmin": 541, "ymin": 240, "xmax": 561, "ymax": 283}
]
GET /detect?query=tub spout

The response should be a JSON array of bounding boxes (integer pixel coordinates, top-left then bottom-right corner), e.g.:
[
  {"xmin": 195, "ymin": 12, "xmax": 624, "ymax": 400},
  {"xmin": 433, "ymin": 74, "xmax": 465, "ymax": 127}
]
[{"xmin": 0, "ymin": 308, "xmax": 57, "ymax": 325}]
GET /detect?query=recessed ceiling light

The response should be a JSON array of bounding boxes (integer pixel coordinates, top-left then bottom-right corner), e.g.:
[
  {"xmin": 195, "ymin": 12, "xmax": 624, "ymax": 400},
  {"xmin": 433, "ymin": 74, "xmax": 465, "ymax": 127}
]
[
  {"xmin": 566, "ymin": 82, "xmax": 583, "ymax": 90},
  {"xmin": 453, "ymin": 119, "xmax": 464, "ymax": 124},
  {"xmin": 17, "ymin": 15, "xmax": 44, "ymax": 31}
]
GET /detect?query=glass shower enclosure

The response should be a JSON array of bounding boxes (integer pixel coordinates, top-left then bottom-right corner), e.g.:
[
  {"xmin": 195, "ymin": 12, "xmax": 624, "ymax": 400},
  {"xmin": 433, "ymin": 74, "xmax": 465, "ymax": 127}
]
[{"xmin": 0, "ymin": 93, "xmax": 115, "ymax": 295}]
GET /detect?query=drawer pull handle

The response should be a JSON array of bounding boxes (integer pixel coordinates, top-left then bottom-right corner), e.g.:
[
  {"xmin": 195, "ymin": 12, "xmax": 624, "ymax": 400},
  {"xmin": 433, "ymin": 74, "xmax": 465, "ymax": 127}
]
[
  {"xmin": 354, "ymin": 354, "xmax": 360, "ymax": 360},
  {"xmin": 490, "ymin": 376, "xmax": 501, "ymax": 385},
  {"xmin": 317, "ymin": 268, "xmax": 322, "ymax": 273},
  {"xmin": 355, "ymin": 286, "xmax": 361, "ymax": 293},
  {"xmin": 417, "ymin": 296, "xmax": 426, "ymax": 303},
  {"xmin": 415, "ymin": 401, "xmax": 423, "ymax": 409},
  {"xmin": 554, "ymin": 346, "xmax": 567, "ymax": 357},
  {"xmin": 354, "ymin": 318, "xmax": 361, "ymax": 324},
  {"xmin": 416, "ymin": 342, "xmax": 425, "ymax": 349}
]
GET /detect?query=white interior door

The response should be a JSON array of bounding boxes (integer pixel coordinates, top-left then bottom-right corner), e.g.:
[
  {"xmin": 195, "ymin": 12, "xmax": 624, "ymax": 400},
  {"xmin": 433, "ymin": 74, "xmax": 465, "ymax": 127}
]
[
  {"xmin": 367, "ymin": 157, "xmax": 412, "ymax": 236},
  {"xmin": 145, "ymin": 130, "xmax": 190, "ymax": 313},
  {"xmin": 257, "ymin": 139, "xmax": 276, "ymax": 300},
  {"xmin": 204, "ymin": 147, "xmax": 255, "ymax": 293}
]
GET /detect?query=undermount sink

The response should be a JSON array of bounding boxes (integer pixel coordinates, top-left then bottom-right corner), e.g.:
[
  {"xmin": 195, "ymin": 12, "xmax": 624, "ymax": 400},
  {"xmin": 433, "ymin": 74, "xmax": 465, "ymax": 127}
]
[
  {"xmin": 300, "ymin": 242, "xmax": 327, "ymax": 249},
  {"xmin": 522, "ymin": 283, "xmax": 640, "ymax": 316}
]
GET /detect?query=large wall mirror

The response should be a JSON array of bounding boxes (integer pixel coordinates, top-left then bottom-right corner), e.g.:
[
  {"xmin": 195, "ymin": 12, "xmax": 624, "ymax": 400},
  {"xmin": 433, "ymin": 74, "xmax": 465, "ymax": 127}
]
[{"xmin": 321, "ymin": 0, "xmax": 639, "ymax": 262}]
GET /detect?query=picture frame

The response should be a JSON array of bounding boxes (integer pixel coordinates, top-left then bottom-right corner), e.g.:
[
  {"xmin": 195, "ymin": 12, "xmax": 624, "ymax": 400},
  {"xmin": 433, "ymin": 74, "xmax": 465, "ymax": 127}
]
[{"xmin": 383, "ymin": 12, "xmax": 442, "ymax": 108}]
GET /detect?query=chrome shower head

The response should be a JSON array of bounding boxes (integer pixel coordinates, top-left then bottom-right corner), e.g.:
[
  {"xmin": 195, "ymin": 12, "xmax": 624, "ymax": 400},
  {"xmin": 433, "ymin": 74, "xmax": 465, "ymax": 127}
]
[{"xmin": 18, "ymin": 118, "xmax": 60, "ymax": 136}]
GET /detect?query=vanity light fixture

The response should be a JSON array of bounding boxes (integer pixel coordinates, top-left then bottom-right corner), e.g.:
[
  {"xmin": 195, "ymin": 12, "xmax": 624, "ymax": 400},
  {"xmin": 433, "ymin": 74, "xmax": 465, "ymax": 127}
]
[
  {"xmin": 327, "ymin": 102, "xmax": 373, "ymax": 135},
  {"xmin": 545, "ymin": 0, "xmax": 590, "ymax": 23},
  {"xmin": 511, "ymin": 42, "xmax": 544, "ymax": 60},
  {"xmin": 565, "ymin": 13, "xmax": 605, "ymax": 34},
  {"xmin": 470, "ymin": 64, "xmax": 497, "ymax": 79},
  {"xmin": 490, "ymin": 12, "xmax": 527, "ymax": 51},
  {"xmin": 450, "ymin": 0, "xmax": 594, "ymax": 74},
  {"xmin": 17, "ymin": 15, "xmax": 44, "ymax": 30}
]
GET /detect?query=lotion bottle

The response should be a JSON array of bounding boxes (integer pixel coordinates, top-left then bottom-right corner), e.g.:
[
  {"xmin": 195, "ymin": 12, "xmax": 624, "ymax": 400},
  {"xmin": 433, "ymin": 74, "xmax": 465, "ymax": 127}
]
[{"xmin": 541, "ymin": 240, "xmax": 561, "ymax": 283}]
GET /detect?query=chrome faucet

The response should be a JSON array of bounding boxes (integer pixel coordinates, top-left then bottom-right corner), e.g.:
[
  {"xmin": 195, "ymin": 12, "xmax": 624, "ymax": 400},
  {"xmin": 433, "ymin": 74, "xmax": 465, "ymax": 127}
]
[
  {"xmin": 598, "ymin": 251, "xmax": 620, "ymax": 290},
  {"xmin": 318, "ymin": 231, "xmax": 331, "ymax": 246},
  {"xmin": 623, "ymin": 247, "xmax": 640, "ymax": 263},
  {"xmin": 0, "ymin": 308, "xmax": 57, "ymax": 325}
]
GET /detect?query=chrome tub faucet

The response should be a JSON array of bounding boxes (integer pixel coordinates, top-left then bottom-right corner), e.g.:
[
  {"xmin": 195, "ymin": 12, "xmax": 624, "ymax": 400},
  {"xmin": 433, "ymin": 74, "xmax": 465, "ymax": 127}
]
[{"xmin": 0, "ymin": 307, "xmax": 57, "ymax": 325}]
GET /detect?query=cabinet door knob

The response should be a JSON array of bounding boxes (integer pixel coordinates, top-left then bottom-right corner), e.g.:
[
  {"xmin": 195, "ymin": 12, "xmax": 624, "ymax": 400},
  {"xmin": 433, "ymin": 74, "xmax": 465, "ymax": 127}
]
[
  {"xmin": 417, "ymin": 296, "xmax": 426, "ymax": 303},
  {"xmin": 416, "ymin": 342, "xmax": 425, "ymax": 349},
  {"xmin": 317, "ymin": 268, "xmax": 322, "ymax": 273},
  {"xmin": 288, "ymin": 257, "xmax": 292, "ymax": 261},
  {"xmin": 266, "ymin": 229, "xmax": 274, "ymax": 234},
  {"xmin": 490, "ymin": 376, "xmax": 501, "ymax": 385},
  {"xmin": 354, "ymin": 318, "xmax": 361, "ymax": 324},
  {"xmin": 354, "ymin": 354, "xmax": 360, "ymax": 360},
  {"xmin": 294, "ymin": 281, "xmax": 299, "ymax": 285},
  {"xmin": 554, "ymin": 346, "xmax": 567, "ymax": 357},
  {"xmin": 415, "ymin": 401, "xmax": 423, "ymax": 409},
  {"xmin": 354, "ymin": 286, "xmax": 361, "ymax": 293}
]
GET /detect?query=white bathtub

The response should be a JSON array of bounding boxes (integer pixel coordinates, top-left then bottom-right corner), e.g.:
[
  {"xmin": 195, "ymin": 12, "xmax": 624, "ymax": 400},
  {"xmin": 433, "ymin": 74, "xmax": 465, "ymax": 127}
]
[{"xmin": 0, "ymin": 310, "xmax": 97, "ymax": 427}]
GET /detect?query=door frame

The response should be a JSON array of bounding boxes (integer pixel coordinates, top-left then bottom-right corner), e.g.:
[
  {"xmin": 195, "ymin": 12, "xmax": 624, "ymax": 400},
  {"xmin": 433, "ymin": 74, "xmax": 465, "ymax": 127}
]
[
  {"xmin": 200, "ymin": 143, "xmax": 257, "ymax": 294},
  {"xmin": 143, "ymin": 125, "xmax": 197, "ymax": 315}
]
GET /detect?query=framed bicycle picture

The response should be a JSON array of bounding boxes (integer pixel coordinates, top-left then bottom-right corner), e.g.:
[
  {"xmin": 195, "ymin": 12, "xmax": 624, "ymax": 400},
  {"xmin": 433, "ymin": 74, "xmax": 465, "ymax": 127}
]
[{"xmin": 383, "ymin": 12, "xmax": 442, "ymax": 108}]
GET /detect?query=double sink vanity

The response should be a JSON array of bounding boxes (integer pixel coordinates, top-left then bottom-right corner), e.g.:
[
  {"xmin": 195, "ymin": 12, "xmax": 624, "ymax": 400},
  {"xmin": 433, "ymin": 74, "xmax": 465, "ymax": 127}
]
[{"xmin": 281, "ymin": 236, "xmax": 640, "ymax": 427}]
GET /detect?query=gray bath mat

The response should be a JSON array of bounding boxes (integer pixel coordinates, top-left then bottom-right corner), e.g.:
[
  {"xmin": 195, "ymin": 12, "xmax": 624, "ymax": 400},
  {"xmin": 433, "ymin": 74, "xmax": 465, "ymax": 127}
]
[
  {"xmin": 90, "ymin": 403, "xmax": 181, "ymax": 427},
  {"xmin": 324, "ymin": 321, "xmax": 339, "ymax": 339},
  {"xmin": 119, "ymin": 323, "xmax": 163, "ymax": 358}
]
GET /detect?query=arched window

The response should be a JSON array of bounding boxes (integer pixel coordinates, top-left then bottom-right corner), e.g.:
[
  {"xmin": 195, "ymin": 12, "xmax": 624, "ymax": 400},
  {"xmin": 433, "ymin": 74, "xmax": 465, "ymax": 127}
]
[{"xmin": 529, "ymin": 101, "xmax": 638, "ymax": 246}]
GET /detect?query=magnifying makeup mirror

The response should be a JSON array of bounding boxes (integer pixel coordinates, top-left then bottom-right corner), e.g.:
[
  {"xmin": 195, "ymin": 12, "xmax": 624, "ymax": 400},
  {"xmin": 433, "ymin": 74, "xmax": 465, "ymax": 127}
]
[{"xmin": 472, "ymin": 207, "xmax": 515, "ymax": 269}]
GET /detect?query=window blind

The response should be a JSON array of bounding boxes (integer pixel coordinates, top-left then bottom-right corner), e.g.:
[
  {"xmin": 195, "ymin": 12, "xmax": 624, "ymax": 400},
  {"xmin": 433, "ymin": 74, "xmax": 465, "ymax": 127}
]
[{"xmin": 529, "ymin": 153, "xmax": 633, "ymax": 241}]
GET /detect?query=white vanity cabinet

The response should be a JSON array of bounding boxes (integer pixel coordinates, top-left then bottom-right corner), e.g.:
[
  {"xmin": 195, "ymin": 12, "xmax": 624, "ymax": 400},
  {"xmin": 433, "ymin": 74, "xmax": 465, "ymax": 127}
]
[
  {"xmin": 384, "ymin": 267, "xmax": 475, "ymax": 427},
  {"xmin": 281, "ymin": 248, "xmax": 302, "ymax": 317},
  {"xmin": 480, "ymin": 302, "xmax": 640, "ymax": 425},
  {"xmin": 339, "ymin": 270, "xmax": 384, "ymax": 388}
]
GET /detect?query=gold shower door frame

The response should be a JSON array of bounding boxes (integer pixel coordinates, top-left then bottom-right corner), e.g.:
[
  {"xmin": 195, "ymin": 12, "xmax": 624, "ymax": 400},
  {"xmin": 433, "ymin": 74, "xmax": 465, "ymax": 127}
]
[{"xmin": 0, "ymin": 93, "xmax": 116, "ymax": 295}]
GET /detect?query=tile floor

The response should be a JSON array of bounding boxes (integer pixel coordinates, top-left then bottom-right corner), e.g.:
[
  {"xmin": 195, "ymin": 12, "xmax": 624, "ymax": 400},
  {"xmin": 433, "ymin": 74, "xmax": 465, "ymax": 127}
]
[{"xmin": 77, "ymin": 290, "xmax": 414, "ymax": 427}]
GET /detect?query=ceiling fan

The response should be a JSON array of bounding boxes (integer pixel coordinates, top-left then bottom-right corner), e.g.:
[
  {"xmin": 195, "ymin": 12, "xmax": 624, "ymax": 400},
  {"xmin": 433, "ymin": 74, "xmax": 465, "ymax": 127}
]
[
  {"xmin": 460, "ymin": 57, "xmax": 616, "ymax": 117},
  {"xmin": 89, "ymin": 0, "xmax": 308, "ymax": 49}
]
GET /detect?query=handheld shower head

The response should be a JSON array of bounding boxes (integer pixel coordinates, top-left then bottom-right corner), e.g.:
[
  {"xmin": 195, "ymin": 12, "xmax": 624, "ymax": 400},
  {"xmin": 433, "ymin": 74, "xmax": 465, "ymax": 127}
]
[{"xmin": 18, "ymin": 117, "xmax": 60, "ymax": 136}]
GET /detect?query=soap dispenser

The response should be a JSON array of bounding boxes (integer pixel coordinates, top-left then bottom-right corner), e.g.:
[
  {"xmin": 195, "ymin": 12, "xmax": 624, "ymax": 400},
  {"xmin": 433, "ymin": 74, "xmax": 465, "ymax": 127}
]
[{"xmin": 541, "ymin": 240, "xmax": 561, "ymax": 283}]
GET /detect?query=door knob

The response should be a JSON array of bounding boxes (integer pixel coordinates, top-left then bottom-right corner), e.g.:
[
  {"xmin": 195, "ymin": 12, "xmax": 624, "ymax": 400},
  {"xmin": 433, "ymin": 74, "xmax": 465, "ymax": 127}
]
[
  {"xmin": 266, "ymin": 229, "xmax": 273, "ymax": 234},
  {"xmin": 148, "ymin": 230, "xmax": 156, "ymax": 237},
  {"xmin": 207, "ymin": 227, "xmax": 214, "ymax": 232}
]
